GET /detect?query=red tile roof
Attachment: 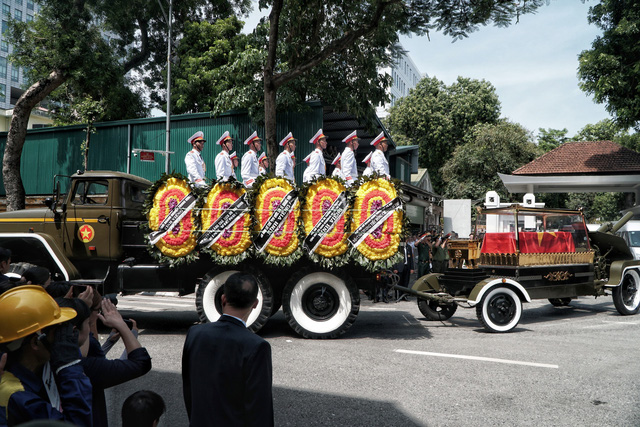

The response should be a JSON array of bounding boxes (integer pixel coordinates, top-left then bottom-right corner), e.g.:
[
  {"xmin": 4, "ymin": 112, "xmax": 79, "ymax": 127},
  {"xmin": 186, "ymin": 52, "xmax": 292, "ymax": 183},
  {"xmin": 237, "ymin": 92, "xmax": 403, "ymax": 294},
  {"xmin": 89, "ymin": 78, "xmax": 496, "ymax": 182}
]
[{"xmin": 513, "ymin": 141, "xmax": 640, "ymax": 175}]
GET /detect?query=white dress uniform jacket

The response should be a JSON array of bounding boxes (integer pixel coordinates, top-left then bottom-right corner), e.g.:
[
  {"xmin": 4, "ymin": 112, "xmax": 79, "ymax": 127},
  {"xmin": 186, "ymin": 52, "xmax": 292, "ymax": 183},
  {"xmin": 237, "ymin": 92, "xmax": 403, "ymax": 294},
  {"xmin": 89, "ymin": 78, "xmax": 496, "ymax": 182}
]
[
  {"xmin": 303, "ymin": 148, "xmax": 325, "ymax": 183},
  {"xmin": 370, "ymin": 150, "xmax": 390, "ymax": 178},
  {"xmin": 215, "ymin": 151, "xmax": 233, "ymax": 181},
  {"xmin": 340, "ymin": 147, "xmax": 358, "ymax": 186},
  {"xmin": 275, "ymin": 151, "xmax": 295, "ymax": 182},
  {"xmin": 185, "ymin": 149, "xmax": 207, "ymax": 187},
  {"xmin": 241, "ymin": 150, "xmax": 260, "ymax": 187}
]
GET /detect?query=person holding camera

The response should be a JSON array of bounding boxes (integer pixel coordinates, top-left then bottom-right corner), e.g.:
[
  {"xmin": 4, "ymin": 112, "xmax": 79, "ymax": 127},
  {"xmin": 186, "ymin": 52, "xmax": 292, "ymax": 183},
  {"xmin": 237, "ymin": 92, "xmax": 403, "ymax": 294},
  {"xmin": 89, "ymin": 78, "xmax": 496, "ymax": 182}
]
[
  {"xmin": 416, "ymin": 232, "xmax": 433, "ymax": 277},
  {"xmin": 82, "ymin": 292, "xmax": 151, "ymax": 427},
  {"xmin": 432, "ymin": 234, "xmax": 451, "ymax": 274},
  {"xmin": 0, "ymin": 285, "xmax": 93, "ymax": 426}
]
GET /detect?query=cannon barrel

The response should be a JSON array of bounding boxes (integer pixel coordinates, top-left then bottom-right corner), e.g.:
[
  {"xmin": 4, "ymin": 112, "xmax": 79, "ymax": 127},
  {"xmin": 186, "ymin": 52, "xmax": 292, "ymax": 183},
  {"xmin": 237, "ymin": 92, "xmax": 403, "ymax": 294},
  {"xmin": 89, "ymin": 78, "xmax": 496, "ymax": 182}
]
[{"xmin": 597, "ymin": 211, "xmax": 634, "ymax": 234}]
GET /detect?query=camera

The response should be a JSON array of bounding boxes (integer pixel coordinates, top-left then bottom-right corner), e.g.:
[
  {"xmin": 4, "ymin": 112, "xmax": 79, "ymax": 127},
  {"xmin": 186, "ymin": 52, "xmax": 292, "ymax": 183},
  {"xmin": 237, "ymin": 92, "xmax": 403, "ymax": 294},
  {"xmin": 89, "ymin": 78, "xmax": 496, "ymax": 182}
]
[{"xmin": 123, "ymin": 318, "xmax": 134, "ymax": 330}]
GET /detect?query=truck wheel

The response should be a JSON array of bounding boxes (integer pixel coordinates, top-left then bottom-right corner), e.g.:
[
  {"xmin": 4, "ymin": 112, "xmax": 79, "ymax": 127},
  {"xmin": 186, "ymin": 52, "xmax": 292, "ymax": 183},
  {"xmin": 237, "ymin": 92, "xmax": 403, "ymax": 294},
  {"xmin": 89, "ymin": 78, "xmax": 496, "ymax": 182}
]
[
  {"xmin": 613, "ymin": 269, "xmax": 640, "ymax": 315},
  {"xmin": 282, "ymin": 269, "xmax": 359, "ymax": 339},
  {"xmin": 195, "ymin": 267, "xmax": 273, "ymax": 333},
  {"xmin": 548, "ymin": 298, "xmax": 572, "ymax": 307},
  {"xmin": 418, "ymin": 299, "xmax": 457, "ymax": 321},
  {"xmin": 476, "ymin": 286, "xmax": 522, "ymax": 333}
]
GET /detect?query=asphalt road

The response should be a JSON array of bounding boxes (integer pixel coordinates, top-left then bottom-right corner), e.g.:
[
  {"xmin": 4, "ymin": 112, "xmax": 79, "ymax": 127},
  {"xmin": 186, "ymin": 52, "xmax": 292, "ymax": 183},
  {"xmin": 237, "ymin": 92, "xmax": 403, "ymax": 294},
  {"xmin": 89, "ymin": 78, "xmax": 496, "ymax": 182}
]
[{"xmin": 102, "ymin": 292, "xmax": 640, "ymax": 427}]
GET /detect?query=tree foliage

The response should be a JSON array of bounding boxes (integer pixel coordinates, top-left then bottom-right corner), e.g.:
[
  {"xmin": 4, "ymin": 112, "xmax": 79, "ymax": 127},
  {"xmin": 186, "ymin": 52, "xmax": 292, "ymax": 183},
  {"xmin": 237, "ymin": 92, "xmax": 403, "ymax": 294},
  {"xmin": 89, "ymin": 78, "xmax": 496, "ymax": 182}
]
[
  {"xmin": 3, "ymin": 0, "xmax": 248, "ymax": 210},
  {"xmin": 385, "ymin": 76, "xmax": 501, "ymax": 193},
  {"xmin": 441, "ymin": 120, "xmax": 539, "ymax": 200},
  {"xmin": 578, "ymin": 0, "xmax": 640, "ymax": 130},
  {"xmin": 536, "ymin": 127, "xmax": 568, "ymax": 152}
]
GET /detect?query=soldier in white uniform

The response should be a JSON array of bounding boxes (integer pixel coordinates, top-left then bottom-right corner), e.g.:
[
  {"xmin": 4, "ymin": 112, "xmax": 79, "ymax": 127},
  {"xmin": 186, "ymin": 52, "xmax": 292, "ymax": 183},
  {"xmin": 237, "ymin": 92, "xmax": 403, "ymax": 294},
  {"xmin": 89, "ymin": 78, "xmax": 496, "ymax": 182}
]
[
  {"xmin": 214, "ymin": 131, "xmax": 234, "ymax": 181},
  {"xmin": 301, "ymin": 152, "xmax": 313, "ymax": 183},
  {"xmin": 370, "ymin": 131, "xmax": 390, "ymax": 178},
  {"xmin": 258, "ymin": 152, "xmax": 268, "ymax": 175},
  {"xmin": 185, "ymin": 131, "xmax": 207, "ymax": 187},
  {"xmin": 303, "ymin": 129, "xmax": 327, "ymax": 183},
  {"xmin": 340, "ymin": 130, "xmax": 359, "ymax": 186},
  {"xmin": 331, "ymin": 153, "xmax": 344, "ymax": 180},
  {"xmin": 229, "ymin": 151, "xmax": 239, "ymax": 180},
  {"xmin": 241, "ymin": 131, "xmax": 262, "ymax": 187},
  {"xmin": 362, "ymin": 151, "xmax": 373, "ymax": 177},
  {"xmin": 275, "ymin": 132, "xmax": 296, "ymax": 183}
]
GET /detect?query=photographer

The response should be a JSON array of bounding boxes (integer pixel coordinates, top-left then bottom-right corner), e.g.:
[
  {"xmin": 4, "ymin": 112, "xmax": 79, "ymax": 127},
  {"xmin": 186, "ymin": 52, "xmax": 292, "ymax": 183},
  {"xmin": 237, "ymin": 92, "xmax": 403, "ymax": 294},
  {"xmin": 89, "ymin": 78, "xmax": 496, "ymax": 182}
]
[
  {"xmin": 0, "ymin": 285, "xmax": 92, "ymax": 426},
  {"xmin": 432, "ymin": 233, "xmax": 451, "ymax": 274},
  {"xmin": 82, "ymin": 292, "xmax": 151, "ymax": 427}
]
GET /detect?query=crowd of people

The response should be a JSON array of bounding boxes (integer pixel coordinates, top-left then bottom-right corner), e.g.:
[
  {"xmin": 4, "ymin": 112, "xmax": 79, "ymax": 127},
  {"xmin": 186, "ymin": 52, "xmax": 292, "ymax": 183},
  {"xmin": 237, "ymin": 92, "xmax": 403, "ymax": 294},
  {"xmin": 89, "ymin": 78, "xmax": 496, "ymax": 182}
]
[
  {"xmin": 0, "ymin": 250, "xmax": 273, "ymax": 427},
  {"xmin": 184, "ymin": 128, "xmax": 391, "ymax": 188}
]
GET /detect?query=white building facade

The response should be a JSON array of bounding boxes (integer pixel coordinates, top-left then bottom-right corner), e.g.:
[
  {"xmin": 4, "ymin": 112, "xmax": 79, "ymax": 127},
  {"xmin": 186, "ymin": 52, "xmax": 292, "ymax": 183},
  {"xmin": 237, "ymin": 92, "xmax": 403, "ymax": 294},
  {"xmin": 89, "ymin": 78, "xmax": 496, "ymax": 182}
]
[{"xmin": 376, "ymin": 45, "xmax": 424, "ymax": 118}]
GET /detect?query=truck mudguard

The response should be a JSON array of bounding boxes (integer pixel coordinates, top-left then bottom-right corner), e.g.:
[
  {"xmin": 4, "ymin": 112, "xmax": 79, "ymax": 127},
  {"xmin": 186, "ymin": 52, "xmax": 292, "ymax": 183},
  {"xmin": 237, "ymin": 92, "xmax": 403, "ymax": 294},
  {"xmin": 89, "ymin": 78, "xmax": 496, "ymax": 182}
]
[{"xmin": 467, "ymin": 277, "xmax": 532, "ymax": 306}]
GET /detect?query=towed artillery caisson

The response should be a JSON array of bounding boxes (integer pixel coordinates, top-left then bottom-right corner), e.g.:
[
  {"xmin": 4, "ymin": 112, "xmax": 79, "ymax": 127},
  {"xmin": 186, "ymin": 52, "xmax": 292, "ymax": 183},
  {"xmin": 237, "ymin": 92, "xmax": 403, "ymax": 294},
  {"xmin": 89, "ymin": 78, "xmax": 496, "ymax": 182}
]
[
  {"xmin": 400, "ymin": 206, "xmax": 640, "ymax": 332},
  {"xmin": 0, "ymin": 171, "xmax": 405, "ymax": 339}
]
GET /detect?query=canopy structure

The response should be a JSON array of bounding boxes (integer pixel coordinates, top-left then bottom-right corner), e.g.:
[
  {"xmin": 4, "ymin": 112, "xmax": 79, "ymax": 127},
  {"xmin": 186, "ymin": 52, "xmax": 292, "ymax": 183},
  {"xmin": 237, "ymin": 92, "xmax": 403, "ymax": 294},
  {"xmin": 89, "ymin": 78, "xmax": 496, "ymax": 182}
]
[{"xmin": 499, "ymin": 141, "xmax": 640, "ymax": 203}]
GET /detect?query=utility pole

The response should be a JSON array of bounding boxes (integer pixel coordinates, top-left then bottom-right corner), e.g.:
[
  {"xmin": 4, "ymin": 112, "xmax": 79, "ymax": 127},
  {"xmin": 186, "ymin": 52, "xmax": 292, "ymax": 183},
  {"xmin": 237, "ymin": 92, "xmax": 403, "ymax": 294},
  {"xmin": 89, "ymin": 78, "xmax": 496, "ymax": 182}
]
[
  {"xmin": 165, "ymin": 0, "xmax": 173, "ymax": 173},
  {"xmin": 157, "ymin": 0, "xmax": 173, "ymax": 173}
]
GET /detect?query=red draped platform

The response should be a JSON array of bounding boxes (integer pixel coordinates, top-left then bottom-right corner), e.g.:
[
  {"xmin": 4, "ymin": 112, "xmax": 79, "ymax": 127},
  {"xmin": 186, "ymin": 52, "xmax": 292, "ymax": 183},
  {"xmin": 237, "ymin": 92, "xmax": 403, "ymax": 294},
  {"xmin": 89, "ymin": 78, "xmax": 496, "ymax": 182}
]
[{"xmin": 481, "ymin": 231, "xmax": 575, "ymax": 254}]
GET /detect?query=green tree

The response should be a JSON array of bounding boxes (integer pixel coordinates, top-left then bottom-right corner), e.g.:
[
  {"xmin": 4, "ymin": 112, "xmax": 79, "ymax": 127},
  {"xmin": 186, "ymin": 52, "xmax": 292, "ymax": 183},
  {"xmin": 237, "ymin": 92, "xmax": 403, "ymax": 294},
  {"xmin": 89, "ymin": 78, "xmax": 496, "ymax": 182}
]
[
  {"xmin": 3, "ymin": 0, "xmax": 248, "ymax": 211},
  {"xmin": 386, "ymin": 76, "xmax": 502, "ymax": 192},
  {"xmin": 537, "ymin": 127, "xmax": 568, "ymax": 152},
  {"xmin": 565, "ymin": 192, "xmax": 626, "ymax": 223},
  {"xmin": 578, "ymin": 0, "xmax": 640, "ymax": 130},
  {"xmin": 171, "ymin": 16, "xmax": 261, "ymax": 114},
  {"xmin": 441, "ymin": 121, "xmax": 539, "ymax": 200},
  {"xmin": 182, "ymin": 0, "xmax": 545, "ymax": 170}
]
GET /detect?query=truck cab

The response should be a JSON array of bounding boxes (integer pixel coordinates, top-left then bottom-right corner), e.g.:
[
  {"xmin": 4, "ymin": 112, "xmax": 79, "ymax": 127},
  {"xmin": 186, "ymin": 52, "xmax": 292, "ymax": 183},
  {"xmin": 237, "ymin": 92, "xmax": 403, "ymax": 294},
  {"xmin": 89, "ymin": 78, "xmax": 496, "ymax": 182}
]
[{"xmin": 0, "ymin": 171, "xmax": 152, "ymax": 284}]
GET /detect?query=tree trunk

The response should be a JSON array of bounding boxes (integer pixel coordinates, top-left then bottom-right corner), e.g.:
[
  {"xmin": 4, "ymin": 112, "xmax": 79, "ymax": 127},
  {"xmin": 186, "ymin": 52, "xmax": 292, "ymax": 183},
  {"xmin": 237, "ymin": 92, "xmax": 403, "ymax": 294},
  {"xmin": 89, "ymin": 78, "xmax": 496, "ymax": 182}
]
[
  {"xmin": 264, "ymin": 0, "xmax": 283, "ymax": 172},
  {"xmin": 3, "ymin": 69, "xmax": 67, "ymax": 211}
]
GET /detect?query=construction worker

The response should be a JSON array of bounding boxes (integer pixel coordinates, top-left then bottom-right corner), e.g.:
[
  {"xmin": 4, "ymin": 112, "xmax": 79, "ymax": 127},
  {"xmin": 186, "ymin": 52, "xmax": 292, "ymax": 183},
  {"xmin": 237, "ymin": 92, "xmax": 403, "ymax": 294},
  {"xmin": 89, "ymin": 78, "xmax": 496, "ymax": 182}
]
[{"xmin": 0, "ymin": 285, "xmax": 92, "ymax": 426}]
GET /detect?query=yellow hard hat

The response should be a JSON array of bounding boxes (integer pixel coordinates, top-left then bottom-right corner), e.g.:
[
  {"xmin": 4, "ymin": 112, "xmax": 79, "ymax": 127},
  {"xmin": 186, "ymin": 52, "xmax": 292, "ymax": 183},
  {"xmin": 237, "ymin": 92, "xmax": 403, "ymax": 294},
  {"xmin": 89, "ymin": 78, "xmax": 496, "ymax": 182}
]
[{"xmin": 0, "ymin": 285, "xmax": 77, "ymax": 344}]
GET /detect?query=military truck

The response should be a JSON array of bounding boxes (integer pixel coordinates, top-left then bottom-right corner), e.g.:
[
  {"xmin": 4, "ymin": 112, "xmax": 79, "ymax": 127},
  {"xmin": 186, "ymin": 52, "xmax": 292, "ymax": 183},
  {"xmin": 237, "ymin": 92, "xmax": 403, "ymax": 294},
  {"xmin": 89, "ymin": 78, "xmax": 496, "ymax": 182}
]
[
  {"xmin": 0, "ymin": 170, "xmax": 394, "ymax": 339},
  {"xmin": 402, "ymin": 206, "xmax": 640, "ymax": 332}
]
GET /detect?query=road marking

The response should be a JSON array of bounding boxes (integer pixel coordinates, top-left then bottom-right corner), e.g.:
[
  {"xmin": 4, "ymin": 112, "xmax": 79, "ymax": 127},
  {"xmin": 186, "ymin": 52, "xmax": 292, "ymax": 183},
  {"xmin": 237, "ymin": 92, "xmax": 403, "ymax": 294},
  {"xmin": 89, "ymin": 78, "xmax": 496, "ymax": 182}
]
[
  {"xmin": 368, "ymin": 307, "xmax": 399, "ymax": 311},
  {"xmin": 394, "ymin": 349, "xmax": 559, "ymax": 369}
]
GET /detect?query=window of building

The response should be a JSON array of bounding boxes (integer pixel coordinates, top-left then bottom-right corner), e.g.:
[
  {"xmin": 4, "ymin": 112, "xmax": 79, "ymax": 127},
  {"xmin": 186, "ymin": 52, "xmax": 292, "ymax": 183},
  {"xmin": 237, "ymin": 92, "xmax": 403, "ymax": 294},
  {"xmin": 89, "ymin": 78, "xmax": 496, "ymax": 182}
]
[
  {"xmin": 15, "ymin": 0, "xmax": 22, "ymax": 5},
  {"xmin": 2, "ymin": 4, "xmax": 9, "ymax": 19},
  {"xmin": 0, "ymin": 83, "xmax": 5, "ymax": 101},
  {"xmin": 1, "ymin": 20, "xmax": 7, "ymax": 34},
  {"xmin": 1, "ymin": 40, "xmax": 8, "ymax": 52},
  {"xmin": 11, "ymin": 65, "xmax": 19, "ymax": 82},
  {"xmin": 14, "ymin": 9, "xmax": 21, "ymax": 21},
  {"xmin": 27, "ymin": 0, "xmax": 34, "ymax": 10},
  {"xmin": 0, "ymin": 57, "xmax": 6, "ymax": 79},
  {"xmin": 26, "ymin": 14, "xmax": 33, "ymax": 22}
]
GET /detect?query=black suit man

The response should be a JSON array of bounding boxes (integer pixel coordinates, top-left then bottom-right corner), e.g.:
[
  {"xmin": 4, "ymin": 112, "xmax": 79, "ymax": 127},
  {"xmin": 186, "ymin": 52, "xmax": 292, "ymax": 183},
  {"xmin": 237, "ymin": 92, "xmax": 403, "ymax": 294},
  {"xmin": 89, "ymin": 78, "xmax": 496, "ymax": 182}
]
[{"xmin": 182, "ymin": 273, "xmax": 274, "ymax": 427}]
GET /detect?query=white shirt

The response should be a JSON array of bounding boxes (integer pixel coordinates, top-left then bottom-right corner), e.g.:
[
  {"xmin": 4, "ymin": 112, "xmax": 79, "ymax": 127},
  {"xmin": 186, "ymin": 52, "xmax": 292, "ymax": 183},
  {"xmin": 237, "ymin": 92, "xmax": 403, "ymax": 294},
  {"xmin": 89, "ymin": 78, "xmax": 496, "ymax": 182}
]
[
  {"xmin": 259, "ymin": 166, "xmax": 267, "ymax": 175},
  {"xmin": 363, "ymin": 166, "xmax": 373, "ymax": 177},
  {"xmin": 370, "ymin": 149, "xmax": 390, "ymax": 178},
  {"xmin": 303, "ymin": 148, "xmax": 325, "ymax": 183},
  {"xmin": 275, "ymin": 150, "xmax": 295, "ymax": 183},
  {"xmin": 215, "ymin": 151, "xmax": 233, "ymax": 181},
  {"xmin": 185, "ymin": 149, "xmax": 206, "ymax": 187},
  {"xmin": 241, "ymin": 150, "xmax": 260, "ymax": 187},
  {"xmin": 331, "ymin": 167, "xmax": 345, "ymax": 180},
  {"xmin": 340, "ymin": 147, "xmax": 358, "ymax": 186}
]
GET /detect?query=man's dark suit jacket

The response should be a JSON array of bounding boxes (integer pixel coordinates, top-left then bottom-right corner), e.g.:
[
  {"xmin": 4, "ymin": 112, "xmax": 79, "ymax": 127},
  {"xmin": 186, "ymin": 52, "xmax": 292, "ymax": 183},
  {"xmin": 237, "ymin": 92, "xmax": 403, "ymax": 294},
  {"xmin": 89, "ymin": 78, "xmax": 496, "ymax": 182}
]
[{"xmin": 182, "ymin": 315, "xmax": 274, "ymax": 427}]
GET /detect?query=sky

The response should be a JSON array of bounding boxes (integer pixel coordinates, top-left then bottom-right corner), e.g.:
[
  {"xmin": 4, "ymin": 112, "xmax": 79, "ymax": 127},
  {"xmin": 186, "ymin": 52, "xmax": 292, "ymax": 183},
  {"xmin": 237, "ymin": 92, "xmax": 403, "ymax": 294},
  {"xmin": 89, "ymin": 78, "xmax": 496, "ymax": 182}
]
[
  {"xmin": 240, "ymin": 1, "xmax": 610, "ymax": 138},
  {"xmin": 397, "ymin": 0, "xmax": 610, "ymax": 138}
]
